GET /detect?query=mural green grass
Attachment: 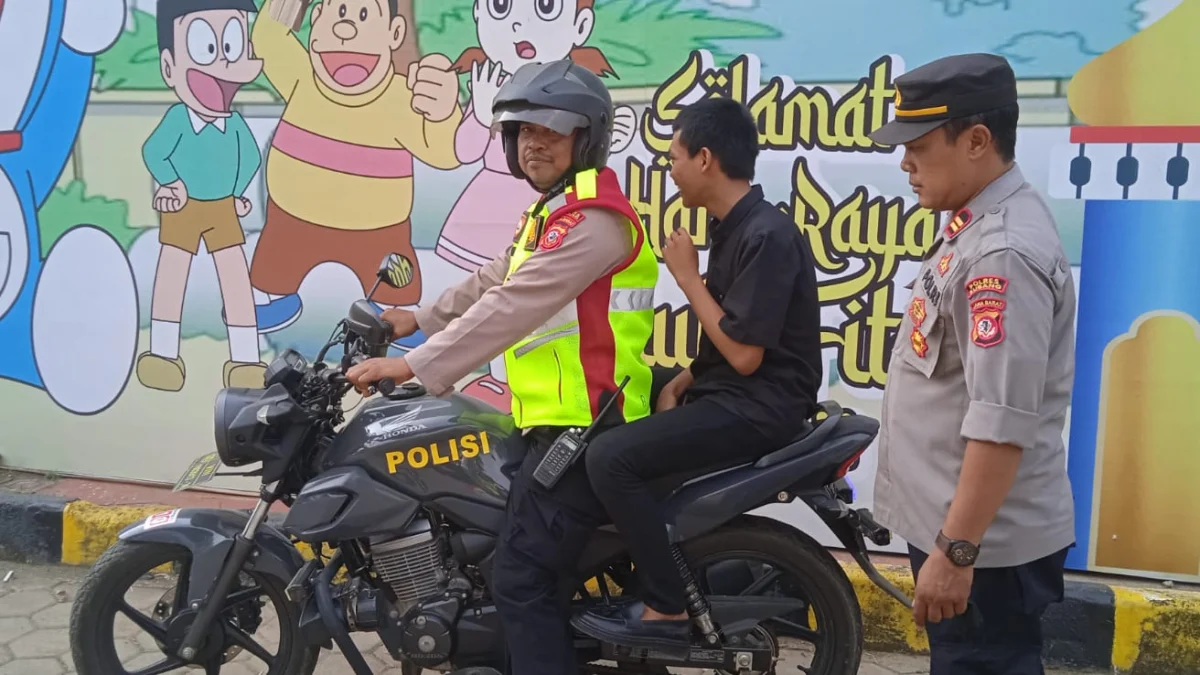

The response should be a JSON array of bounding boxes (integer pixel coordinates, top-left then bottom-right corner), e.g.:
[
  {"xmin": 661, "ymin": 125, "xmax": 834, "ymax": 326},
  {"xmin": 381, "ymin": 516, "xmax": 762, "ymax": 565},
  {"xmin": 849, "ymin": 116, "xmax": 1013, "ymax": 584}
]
[
  {"xmin": 94, "ymin": 0, "xmax": 777, "ymax": 98},
  {"xmin": 37, "ymin": 181, "xmax": 141, "ymax": 258}
]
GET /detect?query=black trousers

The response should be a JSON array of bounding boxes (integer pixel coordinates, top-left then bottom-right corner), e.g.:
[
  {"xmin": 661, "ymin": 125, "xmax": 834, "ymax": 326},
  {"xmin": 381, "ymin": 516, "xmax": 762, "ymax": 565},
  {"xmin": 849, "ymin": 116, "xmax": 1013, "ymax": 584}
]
[
  {"xmin": 491, "ymin": 430, "xmax": 609, "ymax": 675},
  {"xmin": 584, "ymin": 396, "xmax": 779, "ymax": 616},
  {"xmin": 909, "ymin": 545, "xmax": 1070, "ymax": 675}
]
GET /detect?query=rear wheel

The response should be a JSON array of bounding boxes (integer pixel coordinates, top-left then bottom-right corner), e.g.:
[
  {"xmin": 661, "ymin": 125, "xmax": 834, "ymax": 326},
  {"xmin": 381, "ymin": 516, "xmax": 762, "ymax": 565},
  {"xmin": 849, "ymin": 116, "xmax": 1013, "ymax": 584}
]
[
  {"xmin": 69, "ymin": 540, "xmax": 319, "ymax": 675},
  {"xmin": 591, "ymin": 515, "xmax": 863, "ymax": 675}
]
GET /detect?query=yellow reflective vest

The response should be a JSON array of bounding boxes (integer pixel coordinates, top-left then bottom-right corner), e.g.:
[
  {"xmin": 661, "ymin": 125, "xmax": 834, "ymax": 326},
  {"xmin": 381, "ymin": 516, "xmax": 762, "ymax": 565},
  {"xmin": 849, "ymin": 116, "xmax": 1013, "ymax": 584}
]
[{"xmin": 502, "ymin": 167, "xmax": 659, "ymax": 429}]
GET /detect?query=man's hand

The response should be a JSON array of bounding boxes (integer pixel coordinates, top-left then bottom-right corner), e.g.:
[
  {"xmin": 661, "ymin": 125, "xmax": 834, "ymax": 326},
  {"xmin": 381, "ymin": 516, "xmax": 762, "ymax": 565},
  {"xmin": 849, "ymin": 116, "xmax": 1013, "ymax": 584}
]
[
  {"xmin": 408, "ymin": 53, "xmax": 460, "ymax": 123},
  {"xmin": 345, "ymin": 357, "xmax": 414, "ymax": 395},
  {"xmin": 235, "ymin": 197, "xmax": 253, "ymax": 218},
  {"xmin": 912, "ymin": 549, "xmax": 973, "ymax": 628},
  {"xmin": 663, "ymin": 228, "xmax": 701, "ymax": 287},
  {"xmin": 153, "ymin": 180, "xmax": 189, "ymax": 213},
  {"xmin": 657, "ymin": 368, "xmax": 694, "ymax": 412},
  {"xmin": 381, "ymin": 307, "xmax": 419, "ymax": 339}
]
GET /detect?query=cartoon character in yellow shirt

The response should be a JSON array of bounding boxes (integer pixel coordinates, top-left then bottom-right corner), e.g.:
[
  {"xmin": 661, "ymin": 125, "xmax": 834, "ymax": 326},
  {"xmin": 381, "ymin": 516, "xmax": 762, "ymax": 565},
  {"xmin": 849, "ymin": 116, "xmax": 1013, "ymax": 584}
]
[{"xmin": 249, "ymin": 0, "xmax": 462, "ymax": 332}]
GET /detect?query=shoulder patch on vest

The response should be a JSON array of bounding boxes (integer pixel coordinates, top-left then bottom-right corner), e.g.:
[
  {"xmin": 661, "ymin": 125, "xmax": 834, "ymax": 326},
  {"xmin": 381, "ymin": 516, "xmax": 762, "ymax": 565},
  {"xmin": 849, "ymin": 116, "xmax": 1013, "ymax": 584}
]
[{"xmin": 538, "ymin": 211, "xmax": 587, "ymax": 251}]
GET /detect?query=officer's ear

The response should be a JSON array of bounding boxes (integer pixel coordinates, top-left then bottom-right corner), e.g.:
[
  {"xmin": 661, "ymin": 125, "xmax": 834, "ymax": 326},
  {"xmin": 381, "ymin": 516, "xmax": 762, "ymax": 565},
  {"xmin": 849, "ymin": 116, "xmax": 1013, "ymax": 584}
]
[{"xmin": 964, "ymin": 123, "xmax": 995, "ymax": 161}]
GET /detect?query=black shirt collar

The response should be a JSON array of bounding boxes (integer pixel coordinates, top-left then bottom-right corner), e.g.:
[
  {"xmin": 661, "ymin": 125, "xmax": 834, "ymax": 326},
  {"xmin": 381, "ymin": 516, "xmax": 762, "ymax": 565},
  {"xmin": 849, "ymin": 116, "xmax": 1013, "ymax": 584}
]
[{"xmin": 710, "ymin": 184, "xmax": 764, "ymax": 243}]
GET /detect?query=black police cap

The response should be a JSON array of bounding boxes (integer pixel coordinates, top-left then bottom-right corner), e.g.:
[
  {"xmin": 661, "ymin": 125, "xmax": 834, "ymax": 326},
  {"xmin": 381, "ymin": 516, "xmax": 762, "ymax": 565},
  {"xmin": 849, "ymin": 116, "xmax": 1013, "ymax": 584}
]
[{"xmin": 869, "ymin": 53, "xmax": 1018, "ymax": 146}]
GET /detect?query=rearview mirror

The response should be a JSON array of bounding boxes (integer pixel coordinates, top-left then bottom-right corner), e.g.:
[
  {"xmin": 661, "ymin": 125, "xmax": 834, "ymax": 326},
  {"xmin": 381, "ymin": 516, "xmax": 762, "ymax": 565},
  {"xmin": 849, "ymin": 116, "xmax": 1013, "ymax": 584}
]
[{"xmin": 377, "ymin": 254, "xmax": 415, "ymax": 289}]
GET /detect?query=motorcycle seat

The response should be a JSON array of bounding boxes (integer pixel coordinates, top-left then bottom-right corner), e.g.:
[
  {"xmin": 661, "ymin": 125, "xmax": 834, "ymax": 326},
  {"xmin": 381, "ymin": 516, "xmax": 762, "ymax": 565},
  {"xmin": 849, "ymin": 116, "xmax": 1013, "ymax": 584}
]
[{"xmin": 752, "ymin": 401, "xmax": 878, "ymax": 469}]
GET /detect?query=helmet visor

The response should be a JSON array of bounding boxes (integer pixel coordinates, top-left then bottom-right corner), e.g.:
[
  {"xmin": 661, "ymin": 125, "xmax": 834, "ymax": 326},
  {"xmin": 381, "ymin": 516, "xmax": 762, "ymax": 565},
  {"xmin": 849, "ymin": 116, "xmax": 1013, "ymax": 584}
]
[{"xmin": 492, "ymin": 105, "xmax": 590, "ymax": 136}]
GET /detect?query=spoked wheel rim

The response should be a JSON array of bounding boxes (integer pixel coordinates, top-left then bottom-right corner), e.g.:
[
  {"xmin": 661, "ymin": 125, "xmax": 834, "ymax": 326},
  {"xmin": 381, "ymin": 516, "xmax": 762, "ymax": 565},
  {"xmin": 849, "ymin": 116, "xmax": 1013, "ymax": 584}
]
[{"xmin": 89, "ymin": 548, "xmax": 295, "ymax": 674}]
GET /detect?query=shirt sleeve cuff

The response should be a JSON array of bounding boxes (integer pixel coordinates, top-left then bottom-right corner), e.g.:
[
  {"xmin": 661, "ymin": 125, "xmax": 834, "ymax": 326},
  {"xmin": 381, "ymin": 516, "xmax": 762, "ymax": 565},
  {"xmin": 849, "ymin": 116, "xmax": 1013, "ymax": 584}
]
[
  {"xmin": 960, "ymin": 401, "xmax": 1040, "ymax": 450},
  {"xmin": 718, "ymin": 314, "xmax": 751, "ymax": 344},
  {"xmin": 406, "ymin": 349, "xmax": 454, "ymax": 397}
]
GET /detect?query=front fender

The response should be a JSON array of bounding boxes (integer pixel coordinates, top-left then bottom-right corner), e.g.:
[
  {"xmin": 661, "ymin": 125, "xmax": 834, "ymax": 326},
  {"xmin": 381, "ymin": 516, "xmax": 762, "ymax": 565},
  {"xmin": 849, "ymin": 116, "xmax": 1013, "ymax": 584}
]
[{"xmin": 120, "ymin": 508, "xmax": 305, "ymax": 606}]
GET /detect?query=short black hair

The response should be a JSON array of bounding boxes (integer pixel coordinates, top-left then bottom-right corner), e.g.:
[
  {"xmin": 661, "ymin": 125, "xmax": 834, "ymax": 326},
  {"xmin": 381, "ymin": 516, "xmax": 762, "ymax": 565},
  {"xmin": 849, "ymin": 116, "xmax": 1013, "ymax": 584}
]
[
  {"xmin": 671, "ymin": 97, "xmax": 759, "ymax": 181},
  {"xmin": 943, "ymin": 103, "xmax": 1019, "ymax": 163},
  {"xmin": 157, "ymin": 0, "xmax": 258, "ymax": 55}
]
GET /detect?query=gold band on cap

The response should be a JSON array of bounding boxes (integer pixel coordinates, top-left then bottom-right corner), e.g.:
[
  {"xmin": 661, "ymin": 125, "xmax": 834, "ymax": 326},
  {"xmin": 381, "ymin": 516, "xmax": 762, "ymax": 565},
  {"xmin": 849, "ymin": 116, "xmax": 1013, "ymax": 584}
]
[{"xmin": 893, "ymin": 88, "xmax": 948, "ymax": 118}]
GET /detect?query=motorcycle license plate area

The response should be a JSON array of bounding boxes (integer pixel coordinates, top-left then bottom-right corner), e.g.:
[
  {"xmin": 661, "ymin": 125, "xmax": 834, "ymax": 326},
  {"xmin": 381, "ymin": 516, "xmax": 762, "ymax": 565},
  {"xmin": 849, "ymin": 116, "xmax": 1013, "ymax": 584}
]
[{"xmin": 172, "ymin": 452, "xmax": 223, "ymax": 492}]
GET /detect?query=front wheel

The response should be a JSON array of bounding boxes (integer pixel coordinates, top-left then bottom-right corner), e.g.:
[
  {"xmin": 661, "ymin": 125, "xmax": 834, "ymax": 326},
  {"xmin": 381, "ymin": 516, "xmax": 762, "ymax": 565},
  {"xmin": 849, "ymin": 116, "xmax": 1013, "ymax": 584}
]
[
  {"xmin": 679, "ymin": 515, "xmax": 865, "ymax": 675},
  {"xmin": 69, "ymin": 540, "xmax": 319, "ymax": 675}
]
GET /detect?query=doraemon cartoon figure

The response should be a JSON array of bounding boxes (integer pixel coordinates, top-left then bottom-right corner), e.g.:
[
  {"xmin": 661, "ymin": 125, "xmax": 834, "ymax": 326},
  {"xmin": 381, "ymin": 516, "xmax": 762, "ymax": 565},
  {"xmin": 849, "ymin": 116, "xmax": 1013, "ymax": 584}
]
[{"xmin": 0, "ymin": 0, "xmax": 139, "ymax": 414}]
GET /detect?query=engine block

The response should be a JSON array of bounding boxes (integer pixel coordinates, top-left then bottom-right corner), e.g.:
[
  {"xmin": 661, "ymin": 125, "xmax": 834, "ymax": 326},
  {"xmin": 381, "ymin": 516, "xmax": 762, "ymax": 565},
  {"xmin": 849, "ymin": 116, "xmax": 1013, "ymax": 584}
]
[{"xmin": 371, "ymin": 518, "xmax": 445, "ymax": 612}]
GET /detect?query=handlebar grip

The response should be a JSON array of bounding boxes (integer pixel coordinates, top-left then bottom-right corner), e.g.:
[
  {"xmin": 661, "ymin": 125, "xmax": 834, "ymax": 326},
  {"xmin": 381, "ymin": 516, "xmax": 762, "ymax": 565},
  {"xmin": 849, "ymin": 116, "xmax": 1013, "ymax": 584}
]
[{"xmin": 376, "ymin": 377, "xmax": 397, "ymax": 396}]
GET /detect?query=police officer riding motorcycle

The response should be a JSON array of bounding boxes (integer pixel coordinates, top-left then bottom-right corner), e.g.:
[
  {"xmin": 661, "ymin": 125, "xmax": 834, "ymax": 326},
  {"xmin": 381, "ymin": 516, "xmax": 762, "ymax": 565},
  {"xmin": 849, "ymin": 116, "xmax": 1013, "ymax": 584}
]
[{"xmin": 67, "ymin": 60, "xmax": 911, "ymax": 675}]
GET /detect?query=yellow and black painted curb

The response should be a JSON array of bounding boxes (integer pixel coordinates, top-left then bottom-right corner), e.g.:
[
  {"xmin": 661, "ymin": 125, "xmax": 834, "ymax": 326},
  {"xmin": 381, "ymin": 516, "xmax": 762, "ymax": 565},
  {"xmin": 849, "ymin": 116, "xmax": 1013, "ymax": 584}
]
[{"xmin": 3, "ymin": 492, "xmax": 1198, "ymax": 674}]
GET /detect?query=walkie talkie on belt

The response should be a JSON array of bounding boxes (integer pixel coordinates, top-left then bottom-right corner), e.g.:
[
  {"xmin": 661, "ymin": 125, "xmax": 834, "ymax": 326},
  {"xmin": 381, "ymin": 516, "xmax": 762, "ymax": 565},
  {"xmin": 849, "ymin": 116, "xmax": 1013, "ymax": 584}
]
[{"xmin": 532, "ymin": 376, "xmax": 631, "ymax": 490}]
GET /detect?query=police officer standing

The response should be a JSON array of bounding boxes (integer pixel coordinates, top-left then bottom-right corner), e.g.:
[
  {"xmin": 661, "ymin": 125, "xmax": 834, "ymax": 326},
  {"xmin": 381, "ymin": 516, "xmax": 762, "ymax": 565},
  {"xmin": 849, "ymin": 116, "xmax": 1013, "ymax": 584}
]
[{"xmin": 867, "ymin": 53, "xmax": 1077, "ymax": 674}]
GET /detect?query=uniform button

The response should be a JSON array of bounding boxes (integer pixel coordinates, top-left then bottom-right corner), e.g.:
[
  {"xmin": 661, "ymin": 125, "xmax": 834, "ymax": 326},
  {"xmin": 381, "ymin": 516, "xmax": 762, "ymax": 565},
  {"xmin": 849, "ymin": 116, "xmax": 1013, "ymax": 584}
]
[{"xmin": 989, "ymin": 207, "xmax": 1001, "ymax": 215}]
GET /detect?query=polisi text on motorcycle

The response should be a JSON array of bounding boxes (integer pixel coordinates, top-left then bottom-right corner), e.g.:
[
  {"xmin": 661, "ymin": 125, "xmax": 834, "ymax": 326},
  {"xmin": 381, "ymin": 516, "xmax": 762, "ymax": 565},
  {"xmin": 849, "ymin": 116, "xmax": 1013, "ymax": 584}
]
[{"xmin": 386, "ymin": 431, "xmax": 493, "ymax": 472}]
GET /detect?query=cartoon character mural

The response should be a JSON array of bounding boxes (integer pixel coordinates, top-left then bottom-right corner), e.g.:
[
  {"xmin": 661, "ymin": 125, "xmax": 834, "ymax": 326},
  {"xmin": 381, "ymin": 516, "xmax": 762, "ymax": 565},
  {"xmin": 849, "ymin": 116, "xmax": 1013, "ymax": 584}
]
[
  {"xmin": 427, "ymin": 0, "xmax": 639, "ymax": 408},
  {"xmin": 137, "ymin": 0, "xmax": 267, "ymax": 392},
  {"xmin": 1048, "ymin": 0, "xmax": 1200, "ymax": 581},
  {"xmin": 0, "ymin": 0, "xmax": 138, "ymax": 414},
  {"xmin": 247, "ymin": 0, "xmax": 463, "ymax": 333}
]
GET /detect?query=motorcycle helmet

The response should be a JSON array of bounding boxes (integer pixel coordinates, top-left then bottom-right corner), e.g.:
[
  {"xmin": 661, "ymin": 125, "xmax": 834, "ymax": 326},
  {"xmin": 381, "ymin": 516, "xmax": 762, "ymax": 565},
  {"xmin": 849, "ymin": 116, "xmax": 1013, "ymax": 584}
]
[{"xmin": 491, "ymin": 59, "xmax": 615, "ymax": 186}]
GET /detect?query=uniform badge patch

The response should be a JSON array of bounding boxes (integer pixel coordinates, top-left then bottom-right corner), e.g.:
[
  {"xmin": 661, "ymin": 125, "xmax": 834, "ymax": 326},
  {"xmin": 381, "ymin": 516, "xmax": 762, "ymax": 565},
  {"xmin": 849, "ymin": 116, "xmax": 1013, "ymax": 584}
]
[
  {"xmin": 909, "ymin": 297, "xmax": 927, "ymax": 327},
  {"xmin": 910, "ymin": 327, "xmax": 929, "ymax": 358},
  {"xmin": 945, "ymin": 208, "xmax": 973, "ymax": 240},
  {"xmin": 539, "ymin": 223, "xmax": 571, "ymax": 250},
  {"xmin": 938, "ymin": 253, "xmax": 954, "ymax": 276},
  {"xmin": 971, "ymin": 307, "xmax": 1005, "ymax": 348},
  {"xmin": 965, "ymin": 275, "xmax": 1008, "ymax": 298},
  {"xmin": 557, "ymin": 210, "xmax": 586, "ymax": 228},
  {"xmin": 970, "ymin": 297, "xmax": 1006, "ymax": 313}
]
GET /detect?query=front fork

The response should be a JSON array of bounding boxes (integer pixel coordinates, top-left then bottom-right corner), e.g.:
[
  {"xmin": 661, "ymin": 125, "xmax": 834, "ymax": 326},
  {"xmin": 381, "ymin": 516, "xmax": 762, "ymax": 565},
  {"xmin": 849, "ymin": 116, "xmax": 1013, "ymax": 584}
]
[
  {"xmin": 176, "ymin": 482, "xmax": 280, "ymax": 661},
  {"xmin": 802, "ymin": 480, "xmax": 914, "ymax": 610}
]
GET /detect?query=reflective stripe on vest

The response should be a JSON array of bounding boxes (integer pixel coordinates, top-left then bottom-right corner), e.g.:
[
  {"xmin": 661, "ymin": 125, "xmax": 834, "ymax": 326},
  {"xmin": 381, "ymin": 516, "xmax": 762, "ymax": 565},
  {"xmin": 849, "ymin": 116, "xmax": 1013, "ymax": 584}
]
[{"xmin": 501, "ymin": 167, "xmax": 659, "ymax": 429}]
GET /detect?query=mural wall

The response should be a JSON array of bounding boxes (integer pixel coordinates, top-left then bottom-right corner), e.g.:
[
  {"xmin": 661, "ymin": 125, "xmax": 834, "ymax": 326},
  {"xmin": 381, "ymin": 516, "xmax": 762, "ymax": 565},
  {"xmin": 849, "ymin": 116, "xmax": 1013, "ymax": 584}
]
[{"xmin": 1, "ymin": 0, "xmax": 1196, "ymax": 583}]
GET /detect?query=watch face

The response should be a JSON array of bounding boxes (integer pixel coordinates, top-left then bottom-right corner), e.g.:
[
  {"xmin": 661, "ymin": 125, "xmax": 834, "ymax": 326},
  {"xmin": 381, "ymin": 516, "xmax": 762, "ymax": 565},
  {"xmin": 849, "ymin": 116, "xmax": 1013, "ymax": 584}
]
[{"xmin": 950, "ymin": 543, "xmax": 977, "ymax": 566}]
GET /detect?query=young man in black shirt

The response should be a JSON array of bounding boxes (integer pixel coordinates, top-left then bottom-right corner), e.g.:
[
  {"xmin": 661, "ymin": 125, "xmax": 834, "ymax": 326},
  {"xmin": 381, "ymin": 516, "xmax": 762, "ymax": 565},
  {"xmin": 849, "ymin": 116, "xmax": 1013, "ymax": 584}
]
[{"xmin": 572, "ymin": 97, "xmax": 824, "ymax": 647}]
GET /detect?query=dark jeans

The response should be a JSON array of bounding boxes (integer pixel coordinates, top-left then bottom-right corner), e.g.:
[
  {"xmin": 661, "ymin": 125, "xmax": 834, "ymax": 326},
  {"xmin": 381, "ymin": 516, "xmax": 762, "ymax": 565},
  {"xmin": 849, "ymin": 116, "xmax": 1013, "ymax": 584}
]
[
  {"xmin": 909, "ymin": 545, "xmax": 1070, "ymax": 675},
  {"xmin": 585, "ymin": 396, "xmax": 779, "ymax": 615}
]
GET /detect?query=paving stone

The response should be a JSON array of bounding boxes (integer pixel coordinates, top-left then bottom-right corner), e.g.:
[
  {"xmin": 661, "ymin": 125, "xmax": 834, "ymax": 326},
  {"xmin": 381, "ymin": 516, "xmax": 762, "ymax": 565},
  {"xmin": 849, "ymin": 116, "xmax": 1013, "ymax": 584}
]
[
  {"xmin": 10, "ymin": 629, "xmax": 71, "ymax": 659},
  {"xmin": 0, "ymin": 618, "xmax": 34, "ymax": 645},
  {"xmin": 0, "ymin": 590, "xmax": 55, "ymax": 617},
  {"xmin": 30, "ymin": 603, "xmax": 71, "ymax": 629},
  {"xmin": 0, "ymin": 657, "xmax": 63, "ymax": 675}
]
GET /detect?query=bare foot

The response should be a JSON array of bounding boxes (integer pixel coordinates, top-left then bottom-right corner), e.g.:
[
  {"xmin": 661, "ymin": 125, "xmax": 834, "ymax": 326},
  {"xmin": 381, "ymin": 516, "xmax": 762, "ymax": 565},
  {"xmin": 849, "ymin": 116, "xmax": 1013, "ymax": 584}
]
[{"xmin": 641, "ymin": 607, "xmax": 688, "ymax": 622}]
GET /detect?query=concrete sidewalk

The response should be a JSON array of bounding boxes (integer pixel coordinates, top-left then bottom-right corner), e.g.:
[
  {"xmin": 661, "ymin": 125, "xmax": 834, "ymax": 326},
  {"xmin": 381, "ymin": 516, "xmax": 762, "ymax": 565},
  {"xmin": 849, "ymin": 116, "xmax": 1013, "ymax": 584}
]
[{"xmin": 1, "ymin": 468, "xmax": 1198, "ymax": 674}]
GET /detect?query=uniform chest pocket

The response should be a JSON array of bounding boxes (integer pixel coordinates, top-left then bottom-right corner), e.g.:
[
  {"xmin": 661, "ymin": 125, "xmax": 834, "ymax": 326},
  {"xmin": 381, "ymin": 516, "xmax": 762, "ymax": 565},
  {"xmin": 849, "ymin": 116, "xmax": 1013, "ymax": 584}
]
[{"xmin": 896, "ymin": 268, "xmax": 950, "ymax": 378}]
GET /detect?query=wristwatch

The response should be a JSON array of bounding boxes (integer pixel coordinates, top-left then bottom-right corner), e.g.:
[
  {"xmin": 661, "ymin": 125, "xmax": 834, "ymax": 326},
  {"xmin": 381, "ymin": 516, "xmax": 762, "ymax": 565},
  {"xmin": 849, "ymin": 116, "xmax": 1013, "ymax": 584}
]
[{"xmin": 935, "ymin": 530, "xmax": 980, "ymax": 567}]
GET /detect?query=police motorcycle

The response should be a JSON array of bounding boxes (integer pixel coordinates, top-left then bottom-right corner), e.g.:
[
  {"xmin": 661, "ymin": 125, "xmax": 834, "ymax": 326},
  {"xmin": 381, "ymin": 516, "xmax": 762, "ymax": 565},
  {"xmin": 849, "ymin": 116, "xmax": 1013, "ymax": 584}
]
[{"xmin": 69, "ymin": 255, "xmax": 912, "ymax": 675}]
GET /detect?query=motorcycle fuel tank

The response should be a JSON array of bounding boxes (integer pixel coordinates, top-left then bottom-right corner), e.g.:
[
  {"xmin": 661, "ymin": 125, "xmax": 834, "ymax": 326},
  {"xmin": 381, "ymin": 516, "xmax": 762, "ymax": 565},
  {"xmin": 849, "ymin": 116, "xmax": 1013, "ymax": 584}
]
[{"xmin": 324, "ymin": 392, "xmax": 522, "ymax": 513}]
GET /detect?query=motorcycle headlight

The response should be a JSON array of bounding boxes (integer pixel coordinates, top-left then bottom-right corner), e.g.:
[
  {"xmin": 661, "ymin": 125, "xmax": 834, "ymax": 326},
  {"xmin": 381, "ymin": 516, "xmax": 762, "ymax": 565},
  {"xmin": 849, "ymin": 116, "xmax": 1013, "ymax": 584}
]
[{"xmin": 214, "ymin": 387, "xmax": 265, "ymax": 466}]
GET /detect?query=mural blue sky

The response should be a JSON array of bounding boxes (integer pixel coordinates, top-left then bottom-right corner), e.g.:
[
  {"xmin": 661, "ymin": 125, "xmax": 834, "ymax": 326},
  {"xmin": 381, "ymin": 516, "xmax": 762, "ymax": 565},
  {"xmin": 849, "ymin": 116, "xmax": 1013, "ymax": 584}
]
[{"xmin": 690, "ymin": 0, "xmax": 1173, "ymax": 80}]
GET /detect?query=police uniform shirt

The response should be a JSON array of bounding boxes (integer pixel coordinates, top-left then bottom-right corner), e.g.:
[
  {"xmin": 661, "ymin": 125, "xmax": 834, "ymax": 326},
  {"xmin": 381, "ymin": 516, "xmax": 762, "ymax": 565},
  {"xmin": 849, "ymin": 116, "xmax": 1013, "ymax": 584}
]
[
  {"xmin": 685, "ymin": 185, "xmax": 824, "ymax": 442},
  {"xmin": 873, "ymin": 163, "xmax": 1077, "ymax": 568}
]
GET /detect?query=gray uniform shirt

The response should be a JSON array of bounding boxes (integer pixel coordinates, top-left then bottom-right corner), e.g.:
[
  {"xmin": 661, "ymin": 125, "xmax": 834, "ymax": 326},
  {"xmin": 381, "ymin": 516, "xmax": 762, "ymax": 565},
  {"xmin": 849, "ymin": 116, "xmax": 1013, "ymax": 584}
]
[{"xmin": 873, "ymin": 163, "xmax": 1077, "ymax": 568}]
